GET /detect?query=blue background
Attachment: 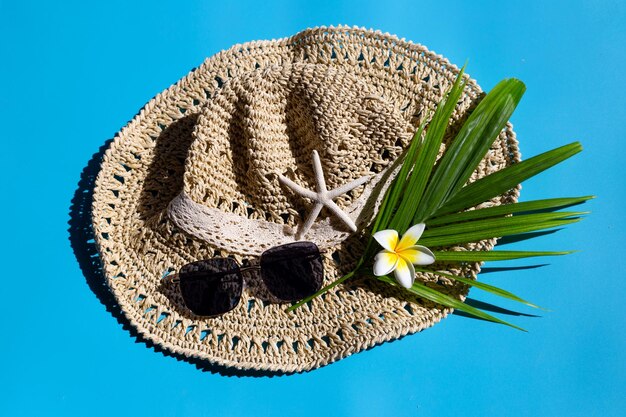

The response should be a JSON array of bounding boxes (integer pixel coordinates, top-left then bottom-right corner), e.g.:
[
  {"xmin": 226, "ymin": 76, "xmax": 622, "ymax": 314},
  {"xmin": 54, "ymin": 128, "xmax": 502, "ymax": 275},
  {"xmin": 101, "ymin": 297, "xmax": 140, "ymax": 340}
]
[{"xmin": 1, "ymin": 1, "xmax": 624, "ymax": 416}]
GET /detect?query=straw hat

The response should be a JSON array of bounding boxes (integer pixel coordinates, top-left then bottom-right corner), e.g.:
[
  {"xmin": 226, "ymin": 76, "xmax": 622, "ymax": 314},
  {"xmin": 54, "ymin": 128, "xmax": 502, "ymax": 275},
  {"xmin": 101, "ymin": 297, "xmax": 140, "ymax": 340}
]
[{"xmin": 92, "ymin": 26, "xmax": 519, "ymax": 373}]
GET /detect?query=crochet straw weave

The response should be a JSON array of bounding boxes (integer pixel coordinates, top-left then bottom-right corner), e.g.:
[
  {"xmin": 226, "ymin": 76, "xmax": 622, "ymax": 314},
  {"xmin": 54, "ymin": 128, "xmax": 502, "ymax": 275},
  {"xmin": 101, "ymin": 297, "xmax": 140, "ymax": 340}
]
[{"xmin": 92, "ymin": 26, "xmax": 520, "ymax": 373}]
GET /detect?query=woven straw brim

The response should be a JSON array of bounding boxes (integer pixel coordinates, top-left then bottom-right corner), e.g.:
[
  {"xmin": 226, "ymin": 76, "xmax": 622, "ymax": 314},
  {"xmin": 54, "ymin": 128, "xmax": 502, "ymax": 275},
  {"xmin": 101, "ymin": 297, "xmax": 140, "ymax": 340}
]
[{"xmin": 92, "ymin": 26, "xmax": 520, "ymax": 373}]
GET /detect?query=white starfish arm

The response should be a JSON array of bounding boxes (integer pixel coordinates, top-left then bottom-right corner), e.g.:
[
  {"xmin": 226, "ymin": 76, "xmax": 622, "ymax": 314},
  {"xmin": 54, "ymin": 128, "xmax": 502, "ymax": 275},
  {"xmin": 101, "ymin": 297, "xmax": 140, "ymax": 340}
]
[
  {"xmin": 325, "ymin": 200, "xmax": 357, "ymax": 232},
  {"xmin": 327, "ymin": 175, "xmax": 371, "ymax": 199},
  {"xmin": 278, "ymin": 174, "xmax": 319, "ymax": 201},
  {"xmin": 311, "ymin": 150, "xmax": 328, "ymax": 193},
  {"xmin": 280, "ymin": 150, "xmax": 370, "ymax": 238},
  {"xmin": 296, "ymin": 202, "xmax": 324, "ymax": 240}
]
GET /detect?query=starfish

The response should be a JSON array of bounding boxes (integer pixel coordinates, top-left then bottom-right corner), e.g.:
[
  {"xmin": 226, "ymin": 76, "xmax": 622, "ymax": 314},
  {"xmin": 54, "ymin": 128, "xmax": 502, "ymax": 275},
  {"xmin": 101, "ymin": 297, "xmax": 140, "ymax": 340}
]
[{"xmin": 278, "ymin": 150, "xmax": 371, "ymax": 240}]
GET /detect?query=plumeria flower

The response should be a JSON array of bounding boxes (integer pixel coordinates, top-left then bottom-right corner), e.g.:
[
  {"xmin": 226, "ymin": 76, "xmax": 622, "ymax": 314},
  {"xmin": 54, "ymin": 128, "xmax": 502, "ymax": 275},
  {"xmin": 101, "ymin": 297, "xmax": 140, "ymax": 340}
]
[{"xmin": 372, "ymin": 223, "xmax": 436, "ymax": 288}]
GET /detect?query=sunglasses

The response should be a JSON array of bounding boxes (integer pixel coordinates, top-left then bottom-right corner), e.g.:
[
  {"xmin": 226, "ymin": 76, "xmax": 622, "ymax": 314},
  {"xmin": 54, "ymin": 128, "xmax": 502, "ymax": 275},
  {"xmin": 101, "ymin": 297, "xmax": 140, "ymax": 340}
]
[{"xmin": 166, "ymin": 241, "xmax": 324, "ymax": 317}]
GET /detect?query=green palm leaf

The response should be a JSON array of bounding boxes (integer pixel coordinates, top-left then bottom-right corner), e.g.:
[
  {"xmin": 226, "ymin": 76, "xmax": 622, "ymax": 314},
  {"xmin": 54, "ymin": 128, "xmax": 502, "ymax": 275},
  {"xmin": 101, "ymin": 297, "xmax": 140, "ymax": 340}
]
[
  {"xmin": 371, "ymin": 120, "xmax": 426, "ymax": 236},
  {"xmin": 288, "ymin": 69, "xmax": 589, "ymax": 330},
  {"xmin": 388, "ymin": 65, "xmax": 467, "ymax": 234},
  {"xmin": 434, "ymin": 142, "xmax": 584, "ymax": 217},
  {"xmin": 413, "ymin": 78, "xmax": 526, "ymax": 222},
  {"xmin": 427, "ymin": 196, "xmax": 594, "ymax": 226},
  {"xmin": 414, "ymin": 268, "xmax": 543, "ymax": 310},
  {"xmin": 377, "ymin": 275, "xmax": 526, "ymax": 331},
  {"xmin": 425, "ymin": 211, "xmax": 585, "ymax": 236},
  {"xmin": 418, "ymin": 211, "xmax": 586, "ymax": 247},
  {"xmin": 432, "ymin": 250, "xmax": 574, "ymax": 262}
]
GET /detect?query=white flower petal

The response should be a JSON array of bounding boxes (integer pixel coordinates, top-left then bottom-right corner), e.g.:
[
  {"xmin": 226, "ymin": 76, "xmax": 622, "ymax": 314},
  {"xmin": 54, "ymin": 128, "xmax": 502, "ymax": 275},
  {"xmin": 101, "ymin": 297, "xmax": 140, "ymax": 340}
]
[
  {"xmin": 398, "ymin": 245, "xmax": 436, "ymax": 266},
  {"xmin": 396, "ymin": 223, "xmax": 426, "ymax": 252},
  {"xmin": 373, "ymin": 250, "xmax": 399, "ymax": 276},
  {"xmin": 393, "ymin": 257, "xmax": 416, "ymax": 288},
  {"xmin": 373, "ymin": 229, "xmax": 399, "ymax": 251}
]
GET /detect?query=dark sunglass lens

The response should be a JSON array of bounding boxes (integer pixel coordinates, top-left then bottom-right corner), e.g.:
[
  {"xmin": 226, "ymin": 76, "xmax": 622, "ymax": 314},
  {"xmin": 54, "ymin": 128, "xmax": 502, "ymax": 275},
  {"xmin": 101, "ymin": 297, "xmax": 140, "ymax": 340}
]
[
  {"xmin": 178, "ymin": 258, "xmax": 242, "ymax": 316},
  {"xmin": 260, "ymin": 241, "xmax": 323, "ymax": 301}
]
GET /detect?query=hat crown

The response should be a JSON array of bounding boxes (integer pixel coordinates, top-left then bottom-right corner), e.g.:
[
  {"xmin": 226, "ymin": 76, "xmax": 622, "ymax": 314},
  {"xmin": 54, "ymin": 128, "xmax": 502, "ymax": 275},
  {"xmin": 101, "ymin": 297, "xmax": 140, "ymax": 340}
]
[
  {"xmin": 175, "ymin": 62, "xmax": 414, "ymax": 253},
  {"xmin": 168, "ymin": 62, "xmax": 413, "ymax": 255}
]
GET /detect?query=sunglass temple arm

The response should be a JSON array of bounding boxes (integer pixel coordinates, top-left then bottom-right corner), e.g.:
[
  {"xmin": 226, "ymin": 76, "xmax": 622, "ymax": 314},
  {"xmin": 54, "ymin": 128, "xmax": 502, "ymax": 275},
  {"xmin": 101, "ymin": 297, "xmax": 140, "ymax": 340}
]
[{"xmin": 238, "ymin": 265, "xmax": 261, "ymax": 274}]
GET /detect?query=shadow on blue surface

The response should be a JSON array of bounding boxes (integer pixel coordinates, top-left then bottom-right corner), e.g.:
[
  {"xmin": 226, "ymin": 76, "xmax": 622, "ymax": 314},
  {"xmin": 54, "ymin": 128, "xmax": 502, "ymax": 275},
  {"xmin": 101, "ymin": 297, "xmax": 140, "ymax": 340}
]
[
  {"xmin": 454, "ymin": 298, "xmax": 540, "ymax": 319},
  {"xmin": 479, "ymin": 264, "xmax": 548, "ymax": 274},
  {"xmin": 496, "ymin": 229, "xmax": 560, "ymax": 246}
]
